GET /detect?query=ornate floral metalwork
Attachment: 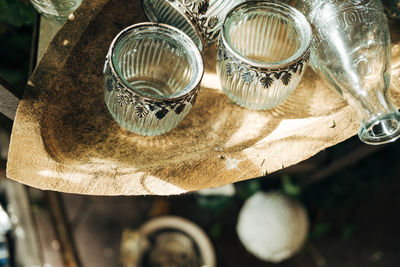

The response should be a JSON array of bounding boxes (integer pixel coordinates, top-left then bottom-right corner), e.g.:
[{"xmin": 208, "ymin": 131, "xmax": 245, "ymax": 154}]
[
  {"xmin": 197, "ymin": 0, "xmax": 209, "ymax": 14},
  {"xmin": 116, "ymin": 89, "xmax": 133, "ymax": 106},
  {"xmin": 179, "ymin": 0, "xmax": 220, "ymax": 47},
  {"xmin": 226, "ymin": 62, "xmax": 236, "ymax": 76},
  {"xmin": 103, "ymin": 60, "xmax": 199, "ymax": 120},
  {"xmin": 260, "ymin": 76, "xmax": 274, "ymax": 88},
  {"xmin": 135, "ymin": 105, "xmax": 149, "ymax": 118},
  {"xmin": 242, "ymin": 71, "xmax": 254, "ymax": 84},
  {"xmin": 217, "ymin": 40, "xmax": 310, "ymax": 89},
  {"xmin": 281, "ymin": 72, "xmax": 292, "ymax": 85}
]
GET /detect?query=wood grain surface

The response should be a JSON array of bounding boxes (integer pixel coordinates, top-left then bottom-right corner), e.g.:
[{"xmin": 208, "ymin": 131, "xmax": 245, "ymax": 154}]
[{"xmin": 5, "ymin": 0, "xmax": 400, "ymax": 195}]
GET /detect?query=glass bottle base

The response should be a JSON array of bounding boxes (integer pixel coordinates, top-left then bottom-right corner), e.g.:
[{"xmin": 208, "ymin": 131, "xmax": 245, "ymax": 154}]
[{"xmin": 358, "ymin": 112, "xmax": 400, "ymax": 145}]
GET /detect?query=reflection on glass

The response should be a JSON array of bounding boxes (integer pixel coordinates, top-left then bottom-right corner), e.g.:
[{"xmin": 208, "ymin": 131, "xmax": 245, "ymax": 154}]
[
  {"xmin": 295, "ymin": 0, "xmax": 400, "ymax": 145},
  {"xmin": 142, "ymin": 0, "xmax": 245, "ymax": 51},
  {"xmin": 217, "ymin": 1, "xmax": 312, "ymax": 110},
  {"xmin": 30, "ymin": 0, "xmax": 82, "ymax": 21},
  {"xmin": 103, "ymin": 23, "xmax": 204, "ymax": 136}
]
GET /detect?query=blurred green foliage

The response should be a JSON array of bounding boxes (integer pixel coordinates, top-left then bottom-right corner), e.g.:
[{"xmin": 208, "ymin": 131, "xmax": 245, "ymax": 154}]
[
  {"xmin": 281, "ymin": 174, "xmax": 301, "ymax": 198},
  {"xmin": 0, "ymin": 0, "xmax": 34, "ymax": 27},
  {"xmin": 235, "ymin": 179, "xmax": 261, "ymax": 200},
  {"xmin": 0, "ymin": 0, "xmax": 34, "ymax": 94},
  {"xmin": 310, "ymin": 222, "xmax": 331, "ymax": 239},
  {"xmin": 0, "ymin": 0, "xmax": 34, "ymax": 149},
  {"xmin": 0, "ymin": 0, "xmax": 34, "ymax": 132},
  {"xmin": 196, "ymin": 195, "xmax": 233, "ymax": 212}
]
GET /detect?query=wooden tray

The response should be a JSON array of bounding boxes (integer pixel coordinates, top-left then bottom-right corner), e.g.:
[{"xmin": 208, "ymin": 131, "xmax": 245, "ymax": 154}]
[{"xmin": 6, "ymin": 0, "xmax": 400, "ymax": 195}]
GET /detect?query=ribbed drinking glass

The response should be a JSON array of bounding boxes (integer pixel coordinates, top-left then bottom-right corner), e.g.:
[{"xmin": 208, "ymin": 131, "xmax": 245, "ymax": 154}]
[
  {"xmin": 103, "ymin": 23, "xmax": 204, "ymax": 136},
  {"xmin": 141, "ymin": 0, "xmax": 245, "ymax": 51},
  {"xmin": 217, "ymin": 1, "xmax": 312, "ymax": 110},
  {"xmin": 30, "ymin": 0, "xmax": 82, "ymax": 21},
  {"xmin": 295, "ymin": 0, "xmax": 400, "ymax": 145}
]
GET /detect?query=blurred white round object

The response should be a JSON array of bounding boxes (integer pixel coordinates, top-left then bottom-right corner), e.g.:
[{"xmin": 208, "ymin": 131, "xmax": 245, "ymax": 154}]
[{"xmin": 237, "ymin": 192, "xmax": 308, "ymax": 263}]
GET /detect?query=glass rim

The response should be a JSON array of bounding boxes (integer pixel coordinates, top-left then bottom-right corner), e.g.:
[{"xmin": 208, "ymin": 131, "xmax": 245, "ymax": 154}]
[
  {"xmin": 107, "ymin": 22, "xmax": 204, "ymax": 101},
  {"xmin": 141, "ymin": 0, "xmax": 205, "ymax": 51},
  {"xmin": 221, "ymin": 0, "xmax": 312, "ymax": 69},
  {"xmin": 358, "ymin": 111, "xmax": 400, "ymax": 145}
]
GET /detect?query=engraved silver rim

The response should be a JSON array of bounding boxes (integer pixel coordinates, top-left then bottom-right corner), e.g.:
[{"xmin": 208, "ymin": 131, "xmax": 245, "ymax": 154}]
[
  {"xmin": 141, "ymin": 0, "xmax": 207, "ymax": 51},
  {"xmin": 106, "ymin": 22, "xmax": 204, "ymax": 102},
  {"xmin": 221, "ymin": 0, "xmax": 312, "ymax": 70}
]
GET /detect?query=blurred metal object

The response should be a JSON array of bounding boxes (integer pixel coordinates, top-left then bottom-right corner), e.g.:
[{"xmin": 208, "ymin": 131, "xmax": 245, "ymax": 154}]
[
  {"xmin": 0, "ymin": 77, "xmax": 20, "ymax": 121},
  {"xmin": 120, "ymin": 230, "xmax": 150, "ymax": 267},
  {"xmin": 0, "ymin": 205, "xmax": 10, "ymax": 267},
  {"xmin": 0, "ymin": 179, "xmax": 43, "ymax": 267},
  {"xmin": 147, "ymin": 232, "xmax": 198, "ymax": 267},
  {"xmin": 46, "ymin": 191, "xmax": 81, "ymax": 267},
  {"xmin": 0, "ymin": 205, "xmax": 10, "ymax": 235},
  {"xmin": 0, "ymin": 129, "xmax": 10, "ymax": 161},
  {"xmin": 121, "ymin": 216, "xmax": 216, "ymax": 267}
]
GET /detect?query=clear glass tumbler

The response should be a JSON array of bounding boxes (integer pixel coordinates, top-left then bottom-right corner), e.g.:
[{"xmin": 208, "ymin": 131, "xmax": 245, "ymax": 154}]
[
  {"xmin": 141, "ymin": 0, "xmax": 245, "ymax": 51},
  {"xmin": 217, "ymin": 1, "xmax": 312, "ymax": 110},
  {"xmin": 30, "ymin": 0, "xmax": 82, "ymax": 21},
  {"xmin": 295, "ymin": 0, "xmax": 400, "ymax": 145},
  {"xmin": 103, "ymin": 23, "xmax": 204, "ymax": 136}
]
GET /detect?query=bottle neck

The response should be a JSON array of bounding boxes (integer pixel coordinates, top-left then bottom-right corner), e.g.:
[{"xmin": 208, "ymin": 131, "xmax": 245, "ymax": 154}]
[{"xmin": 356, "ymin": 89, "xmax": 400, "ymax": 145}]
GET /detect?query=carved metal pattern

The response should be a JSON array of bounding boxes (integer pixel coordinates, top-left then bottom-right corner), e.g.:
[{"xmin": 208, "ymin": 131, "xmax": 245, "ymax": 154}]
[
  {"xmin": 168, "ymin": 0, "xmax": 220, "ymax": 47},
  {"xmin": 217, "ymin": 40, "xmax": 310, "ymax": 89},
  {"xmin": 104, "ymin": 59, "xmax": 199, "ymax": 120}
]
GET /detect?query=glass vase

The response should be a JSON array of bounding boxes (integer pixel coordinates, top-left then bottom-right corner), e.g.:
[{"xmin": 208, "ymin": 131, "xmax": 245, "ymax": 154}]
[
  {"xmin": 30, "ymin": 0, "xmax": 82, "ymax": 21},
  {"xmin": 103, "ymin": 23, "xmax": 204, "ymax": 136},
  {"xmin": 141, "ymin": 0, "xmax": 246, "ymax": 51},
  {"xmin": 295, "ymin": 0, "xmax": 400, "ymax": 145},
  {"xmin": 217, "ymin": 1, "xmax": 312, "ymax": 110}
]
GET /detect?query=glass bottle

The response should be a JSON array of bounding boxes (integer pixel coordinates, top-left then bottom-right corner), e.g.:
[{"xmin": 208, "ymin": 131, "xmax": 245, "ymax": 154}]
[
  {"xmin": 30, "ymin": 0, "xmax": 82, "ymax": 21},
  {"xmin": 295, "ymin": 0, "xmax": 400, "ymax": 144}
]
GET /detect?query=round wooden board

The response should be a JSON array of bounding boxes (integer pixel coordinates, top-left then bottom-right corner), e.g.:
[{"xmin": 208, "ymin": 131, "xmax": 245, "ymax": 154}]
[{"xmin": 6, "ymin": 0, "xmax": 400, "ymax": 195}]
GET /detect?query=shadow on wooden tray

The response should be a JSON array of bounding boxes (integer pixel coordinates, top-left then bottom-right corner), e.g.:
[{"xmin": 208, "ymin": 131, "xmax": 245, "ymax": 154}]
[{"xmin": 37, "ymin": 68, "xmax": 343, "ymax": 166}]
